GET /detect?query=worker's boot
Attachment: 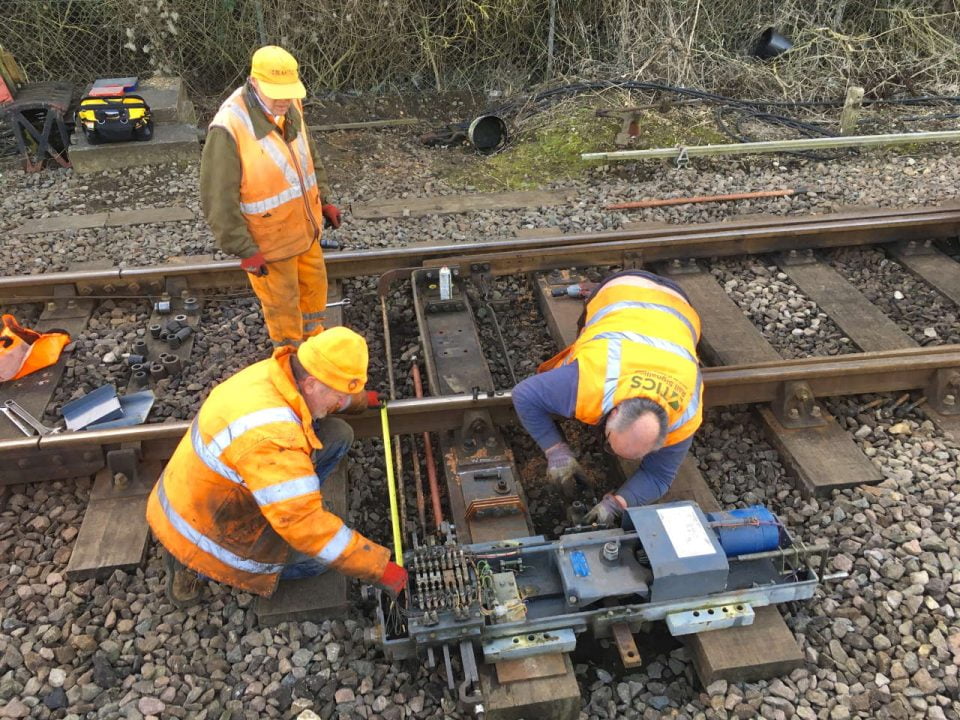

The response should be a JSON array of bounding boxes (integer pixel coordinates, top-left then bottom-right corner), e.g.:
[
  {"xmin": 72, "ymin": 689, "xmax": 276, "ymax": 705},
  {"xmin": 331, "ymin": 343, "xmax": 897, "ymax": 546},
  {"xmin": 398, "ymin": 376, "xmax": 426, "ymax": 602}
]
[{"xmin": 164, "ymin": 548, "xmax": 202, "ymax": 608}]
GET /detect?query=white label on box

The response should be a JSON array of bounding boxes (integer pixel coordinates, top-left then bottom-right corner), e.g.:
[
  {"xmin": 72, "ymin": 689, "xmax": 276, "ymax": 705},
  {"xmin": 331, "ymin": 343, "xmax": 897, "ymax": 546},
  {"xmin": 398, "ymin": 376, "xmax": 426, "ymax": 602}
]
[{"xmin": 656, "ymin": 505, "xmax": 716, "ymax": 558}]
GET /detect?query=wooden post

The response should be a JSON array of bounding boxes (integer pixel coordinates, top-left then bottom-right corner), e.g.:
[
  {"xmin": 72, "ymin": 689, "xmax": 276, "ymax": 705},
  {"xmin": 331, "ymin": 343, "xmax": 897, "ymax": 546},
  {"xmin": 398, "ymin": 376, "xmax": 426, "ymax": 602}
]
[{"xmin": 840, "ymin": 86, "xmax": 865, "ymax": 136}]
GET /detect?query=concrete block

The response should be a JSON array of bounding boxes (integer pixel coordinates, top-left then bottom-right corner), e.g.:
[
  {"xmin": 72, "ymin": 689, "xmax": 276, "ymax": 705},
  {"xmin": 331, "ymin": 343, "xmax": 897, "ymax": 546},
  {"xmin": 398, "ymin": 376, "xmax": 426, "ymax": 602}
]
[{"xmin": 70, "ymin": 123, "xmax": 199, "ymax": 175}]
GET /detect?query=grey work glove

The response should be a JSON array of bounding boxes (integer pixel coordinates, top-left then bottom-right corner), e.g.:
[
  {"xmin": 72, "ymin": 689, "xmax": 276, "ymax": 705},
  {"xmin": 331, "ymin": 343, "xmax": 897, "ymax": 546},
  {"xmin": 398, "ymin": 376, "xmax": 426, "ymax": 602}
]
[
  {"xmin": 583, "ymin": 494, "xmax": 626, "ymax": 526},
  {"xmin": 544, "ymin": 442, "xmax": 590, "ymax": 499}
]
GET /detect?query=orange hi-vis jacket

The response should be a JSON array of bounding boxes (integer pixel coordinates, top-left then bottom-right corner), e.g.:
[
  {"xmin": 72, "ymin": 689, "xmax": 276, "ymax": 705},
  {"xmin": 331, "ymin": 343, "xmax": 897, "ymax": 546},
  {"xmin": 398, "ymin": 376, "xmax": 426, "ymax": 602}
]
[
  {"xmin": 0, "ymin": 314, "xmax": 70, "ymax": 382},
  {"xmin": 209, "ymin": 87, "xmax": 323, "ymax": 262},
  {"xmin": 538, "ymin": 283, "xmax": 703, "ymax": 446},
  {"xmin": 146, "ymin": 347, "xmax": 390, "ymax": 596}
]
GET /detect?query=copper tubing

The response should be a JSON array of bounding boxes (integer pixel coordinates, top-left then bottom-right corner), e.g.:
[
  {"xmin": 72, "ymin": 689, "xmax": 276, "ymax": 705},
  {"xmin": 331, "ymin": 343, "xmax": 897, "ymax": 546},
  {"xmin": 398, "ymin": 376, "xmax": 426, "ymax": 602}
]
[
  {"xmin": 604, "ymin": 188, "xmax": 804, "ymax": 211},
  {"xmin": 411, "ymin": 358, "xmax": 443, "ymax": 529},
  {"xmin": 410, "ymin": 426, "xmax": 427, "ymax": 531}
]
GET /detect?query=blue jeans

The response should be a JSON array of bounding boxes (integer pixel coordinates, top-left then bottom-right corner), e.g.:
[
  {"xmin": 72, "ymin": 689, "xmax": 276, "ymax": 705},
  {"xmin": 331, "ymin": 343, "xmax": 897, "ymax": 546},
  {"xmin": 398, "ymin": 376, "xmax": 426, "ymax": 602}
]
[{"xmin": 280, "ymin": 416, "xmax": 353, "ymax": 581}]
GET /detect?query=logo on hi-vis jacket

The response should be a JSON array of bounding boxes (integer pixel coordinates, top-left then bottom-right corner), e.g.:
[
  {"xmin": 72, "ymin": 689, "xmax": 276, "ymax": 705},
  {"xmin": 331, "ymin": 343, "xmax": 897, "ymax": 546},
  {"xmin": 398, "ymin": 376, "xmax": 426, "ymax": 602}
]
[{"xmin": 628, "ymin": 371, "xmax": 688, "ymax": 411}]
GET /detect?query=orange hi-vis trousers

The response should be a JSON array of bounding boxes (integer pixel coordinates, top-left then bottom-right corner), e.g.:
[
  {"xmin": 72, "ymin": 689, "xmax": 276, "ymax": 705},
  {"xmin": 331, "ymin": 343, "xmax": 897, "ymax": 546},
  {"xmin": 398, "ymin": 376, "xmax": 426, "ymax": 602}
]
[{"xmin": 247, "ymin": 239, "xmax": 327, "ymax": 347}]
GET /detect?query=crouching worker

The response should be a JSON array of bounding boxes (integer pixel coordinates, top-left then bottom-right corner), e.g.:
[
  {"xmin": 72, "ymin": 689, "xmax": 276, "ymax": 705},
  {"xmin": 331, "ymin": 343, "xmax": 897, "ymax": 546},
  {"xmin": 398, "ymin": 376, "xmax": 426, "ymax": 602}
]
[
  {"xmin": 146, "ymin": 327, "xmax": 406, "ymax": 607},
  {"xmin": 512, "ymin": 270, "xmax": 703, "ymax": 525}
]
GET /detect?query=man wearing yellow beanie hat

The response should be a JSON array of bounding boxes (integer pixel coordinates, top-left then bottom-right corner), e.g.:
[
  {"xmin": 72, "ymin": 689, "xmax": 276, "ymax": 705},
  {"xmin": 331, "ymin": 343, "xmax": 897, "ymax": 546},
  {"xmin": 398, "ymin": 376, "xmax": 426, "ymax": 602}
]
[{"xmin": 147, "ymin": 327, "xmax": 406, "ymax": 607}]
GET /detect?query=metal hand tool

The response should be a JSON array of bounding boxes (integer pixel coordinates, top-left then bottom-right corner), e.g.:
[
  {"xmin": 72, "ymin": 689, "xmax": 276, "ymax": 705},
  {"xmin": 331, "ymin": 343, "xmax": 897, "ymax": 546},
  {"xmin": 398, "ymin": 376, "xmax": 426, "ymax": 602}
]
[
  {"xmin": 326, "ymin": 298, "xmax": 352, "ymax": 308},
  {"xmin": 3, "ymin": 399, "xmax": 62, "ymax": 435},
  {"xmin": 0, "ymin": 406, "xmax": 34, "ymax": 436}
]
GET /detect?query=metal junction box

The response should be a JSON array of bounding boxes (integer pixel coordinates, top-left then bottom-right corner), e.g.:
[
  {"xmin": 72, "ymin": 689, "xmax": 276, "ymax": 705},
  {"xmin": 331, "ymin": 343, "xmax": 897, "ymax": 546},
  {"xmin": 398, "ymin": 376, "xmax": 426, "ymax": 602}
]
[{"xmin": 622, "ymin": 501, "xmax": 729, "ymax": 602}]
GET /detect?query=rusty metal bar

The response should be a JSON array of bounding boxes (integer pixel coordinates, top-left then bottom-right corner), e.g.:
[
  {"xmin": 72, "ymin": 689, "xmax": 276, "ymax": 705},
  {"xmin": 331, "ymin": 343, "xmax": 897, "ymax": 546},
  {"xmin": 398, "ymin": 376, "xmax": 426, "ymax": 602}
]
[
  {"xmin": 3, "ymin": 346, "xmax": 959, "ymax": 456},
  {"xmin": 610, "ymin": 622, "xmax": 643, "ymax": 668},
  {"xmin": 424, "ymin": 210, "xmax": 960, "ymax": 276},
  {"xmin": 2, "ymin": 206, "xmax": 959, "ymax": 301},
  {"xmin": 412, "ymin": 360, "xmax": 443, "ymax": 530}
]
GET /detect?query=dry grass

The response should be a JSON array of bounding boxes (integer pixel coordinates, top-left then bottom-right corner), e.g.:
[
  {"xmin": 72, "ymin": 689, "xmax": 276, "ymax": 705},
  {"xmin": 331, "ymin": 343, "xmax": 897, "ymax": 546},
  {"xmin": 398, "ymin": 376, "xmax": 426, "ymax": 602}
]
[{"xmin": 3, "ymin": 1, "xmax": 960, "ymax": 102}]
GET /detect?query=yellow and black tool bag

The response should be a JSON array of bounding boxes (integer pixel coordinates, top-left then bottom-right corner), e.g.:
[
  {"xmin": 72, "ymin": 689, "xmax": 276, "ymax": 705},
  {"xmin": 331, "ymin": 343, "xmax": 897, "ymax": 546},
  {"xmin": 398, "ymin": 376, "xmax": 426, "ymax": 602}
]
[{"xmin": 76, "ymin": 94, "xmax": 154, "ymax": 144}]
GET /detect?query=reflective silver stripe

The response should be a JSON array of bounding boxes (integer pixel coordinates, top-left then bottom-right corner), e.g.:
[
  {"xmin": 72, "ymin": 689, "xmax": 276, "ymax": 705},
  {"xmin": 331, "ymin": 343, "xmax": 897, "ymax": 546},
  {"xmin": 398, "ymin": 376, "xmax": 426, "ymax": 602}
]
[
  {"xmin": 315, "ymin": 524, "xmax": 354, "ymax": 564},
  {"xmin": 302, "ymin": 311, "xmax": 325, "ymax": 320},
  {"xmin": 157, "ymin": 477, "xmax": 284, "ymax": 575},
  {"xmin": 207, "ymin": 407, "xmax": 300, "ymax": 459},
  {"xmin": 224, "ymin": 98, "xmax": 310, "ymax": 216},
  {"xmin": 191, "ymin": 419, "xmax": 242, "ymax": 484},
  {"xmin": 253, "ymin": 474, "xmax": 320, "ymax": 506},
  {"xmin": 192, "ymin": 408, "xmax": 301, "ymax": 485},
  {"xmin": 240, "ymin": 184, "xmax": 304, "ymax": 215},
  {"xmin": 593, "ymin": 331, "xmax": 697, "ymax": 364},
  {"xmin": 602, "ymin": 339, "xmax": 622, "ymax": 415},
  {"xmin": 593, "ymin": 331, "xmax": 700, "ymax": 419},
  {"xmin": 670, "ymin": 372, "xmax": 702, "ymax": 432},
  {"xmin": 586, "ymin": 301, "xmax": 698, "ymax": 345}
]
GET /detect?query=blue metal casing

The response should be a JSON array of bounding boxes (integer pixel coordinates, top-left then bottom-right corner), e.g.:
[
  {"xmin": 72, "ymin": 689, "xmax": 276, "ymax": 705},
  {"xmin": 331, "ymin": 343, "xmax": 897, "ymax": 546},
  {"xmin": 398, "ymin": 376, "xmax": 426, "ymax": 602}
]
[
  {"xmin": 706, "ymin": 506, "xmax": 782, "ymax": 556},
  {"xmin": 622, "ymin": 501, "xmax": 729, "ymax": 602}
]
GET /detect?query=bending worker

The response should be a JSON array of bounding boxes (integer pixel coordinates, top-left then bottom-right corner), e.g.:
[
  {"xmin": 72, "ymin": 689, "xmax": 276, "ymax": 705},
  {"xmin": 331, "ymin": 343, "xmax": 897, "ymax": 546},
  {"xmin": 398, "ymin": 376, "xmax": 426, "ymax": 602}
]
[
  {"xmin": 146, "ymin": 327, "xmax": 406, "ymax": 607},
  {"xmin": 512, "ymin": 270, "xmax": 702, "ymax": 525},
  {"xmin": 201, "ymin": 45, "xmax": 342, "ymax": 348}
]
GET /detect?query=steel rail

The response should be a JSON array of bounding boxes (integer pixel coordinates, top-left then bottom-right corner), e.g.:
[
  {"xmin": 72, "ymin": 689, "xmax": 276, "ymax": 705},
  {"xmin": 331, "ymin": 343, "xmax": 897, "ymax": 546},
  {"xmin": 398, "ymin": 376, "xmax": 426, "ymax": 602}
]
[
  {"xmin": 0, "ymin": 205, "xmax": 958, "ymax": 299},
  {"xmin": 3, "ymin": 345, "xmax": 957, "ymax": 456}
]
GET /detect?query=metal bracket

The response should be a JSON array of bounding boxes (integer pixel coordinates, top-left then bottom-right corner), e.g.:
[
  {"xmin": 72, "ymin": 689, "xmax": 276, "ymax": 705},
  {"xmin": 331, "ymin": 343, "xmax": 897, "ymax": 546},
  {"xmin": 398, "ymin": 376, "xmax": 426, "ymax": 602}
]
[
  {"xmin": 897, "ymin": 239, "xmax": 937, "ymax": 257},
  {"xmin": 665, "ymin": 602, "xmax": 755, "ymax": 636},
  {"xmin": 662, "ymin": 258, "xmax": 701, "ymax": 276},
  {"xmin": 926, "ymin": 368, "xmax": 960, "ymax": 415},
  {"xmin": 460, "ymin": 410, "xmax": 498, "ymax": 454},
  {"xmin": 467, "ymin": 262, "xmax": 492, "ymax": 284},
  {"xmin": 106, "ymin": 446, "xmax": 140, "ymax": 487},
  {"xmin": 610, "ymin": 622, "xmax": 642, "ymax": 668},
  {"xmin": 482, "ymin": 628, "xmax": 577, "ymax": 662},
  {"xmin": 675, "ymin": 146, "xmax": 689, "ymax": 169},
  {"xmin": 780, "ymin": 248, "xmax": 817, "ymax": 266},
  {"xmin": 458, "ymin": 640, "xmax": 483, "ymax": 711},
  {"xmin": 621, "ymin": 251, "xmax": 644, "ymax": 270},
  {"xmin": 772, "ymin": 381, "xmax": 826, "ymax": 428}
]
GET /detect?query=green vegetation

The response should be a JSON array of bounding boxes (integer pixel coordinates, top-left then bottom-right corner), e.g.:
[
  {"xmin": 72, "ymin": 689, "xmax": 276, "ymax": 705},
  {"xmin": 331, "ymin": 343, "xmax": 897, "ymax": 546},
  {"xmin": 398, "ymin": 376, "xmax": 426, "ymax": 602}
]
[{"xmin": 450, "ymin": 106, "xmax": 727, "ymax": 191}]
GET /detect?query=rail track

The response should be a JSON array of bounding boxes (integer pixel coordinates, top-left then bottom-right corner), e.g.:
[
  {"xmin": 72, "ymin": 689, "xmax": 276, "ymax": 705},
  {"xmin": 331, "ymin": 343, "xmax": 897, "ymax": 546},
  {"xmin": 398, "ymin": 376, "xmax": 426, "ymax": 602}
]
[{"xmin": 3, "ymin": 204, "xmax": 960, "ymax": 716}]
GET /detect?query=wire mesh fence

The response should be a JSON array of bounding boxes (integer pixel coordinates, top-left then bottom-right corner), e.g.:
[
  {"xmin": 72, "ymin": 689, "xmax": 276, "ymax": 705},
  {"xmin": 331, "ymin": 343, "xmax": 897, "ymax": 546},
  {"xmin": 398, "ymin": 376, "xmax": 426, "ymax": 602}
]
[{"xmin": 2, "ymin": 1, "xmax": 960, "ymax": 102}]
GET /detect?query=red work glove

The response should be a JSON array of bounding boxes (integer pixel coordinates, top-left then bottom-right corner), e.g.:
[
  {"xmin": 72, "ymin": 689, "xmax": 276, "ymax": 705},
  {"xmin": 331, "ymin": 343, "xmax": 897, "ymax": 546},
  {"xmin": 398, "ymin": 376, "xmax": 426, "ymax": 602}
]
[
  {"xmin": 377, "ymin": 561, "xmax": 408, "ymax": 597},
  {"xmin": 240, "ymin": 251, "xmax": 268, "ymax": 277},
  {"xmin": 322, "ymin": 204, "xmax": 342, "ymax": 229},
  {"xmin": 366, "ymin": 390, "xmax": 381, "ymax": 407}
]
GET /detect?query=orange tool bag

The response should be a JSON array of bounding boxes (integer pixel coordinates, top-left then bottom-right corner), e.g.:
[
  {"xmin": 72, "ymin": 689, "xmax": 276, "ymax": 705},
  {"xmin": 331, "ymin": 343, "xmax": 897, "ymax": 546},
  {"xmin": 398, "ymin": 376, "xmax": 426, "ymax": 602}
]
[{"xmin": 0, "ymin": 315, "xmax": 70, "ymax": 382}]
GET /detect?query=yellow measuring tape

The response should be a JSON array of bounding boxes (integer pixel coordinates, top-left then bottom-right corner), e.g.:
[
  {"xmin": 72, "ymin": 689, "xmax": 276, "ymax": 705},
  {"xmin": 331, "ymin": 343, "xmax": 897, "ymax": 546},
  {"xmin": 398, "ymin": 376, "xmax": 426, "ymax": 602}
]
[{"xmin": 380, "ymin": 403, "xmax": 403, "ymax": 566}]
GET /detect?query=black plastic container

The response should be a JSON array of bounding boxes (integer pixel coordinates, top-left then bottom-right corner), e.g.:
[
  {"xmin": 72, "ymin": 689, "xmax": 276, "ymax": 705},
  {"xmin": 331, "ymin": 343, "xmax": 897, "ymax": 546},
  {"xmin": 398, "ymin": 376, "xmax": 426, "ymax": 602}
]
[{"xmin": 753, "ymin": 27, "xmax": 792, "ymax": 59}]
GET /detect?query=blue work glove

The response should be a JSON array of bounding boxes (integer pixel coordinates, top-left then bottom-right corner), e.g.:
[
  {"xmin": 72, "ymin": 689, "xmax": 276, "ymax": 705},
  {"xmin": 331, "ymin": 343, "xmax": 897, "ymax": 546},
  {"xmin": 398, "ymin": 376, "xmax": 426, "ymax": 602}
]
[
  {"xmin": 544, "ymin": 442, "xmax": 590, "ymax": 498},
  {"xmin": 583, "ymin": 494, "xmax": 626, "ymax": 526}
]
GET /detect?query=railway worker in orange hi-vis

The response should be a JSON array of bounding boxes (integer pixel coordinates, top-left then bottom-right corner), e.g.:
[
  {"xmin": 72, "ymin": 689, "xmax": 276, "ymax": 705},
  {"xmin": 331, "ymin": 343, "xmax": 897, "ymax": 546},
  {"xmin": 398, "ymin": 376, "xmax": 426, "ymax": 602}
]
[
  {"xmin": 512, "ymin": 270, "xmax": 703, "ymax": 526},
  {"xmin": 200, "ymin": 45, "xmax": 343, "ymax": 349},
  {"xmin": 146, "ymin": 327, "xmax": 406, "ymax": 607}
]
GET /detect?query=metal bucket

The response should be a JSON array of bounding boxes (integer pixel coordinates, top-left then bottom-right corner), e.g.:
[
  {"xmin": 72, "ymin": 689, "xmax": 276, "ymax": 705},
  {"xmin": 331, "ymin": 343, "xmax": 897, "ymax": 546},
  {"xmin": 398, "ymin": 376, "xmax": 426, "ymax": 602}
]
[
  {"xmin": 467, "ymin": 114, "xmax": 507, "ymax": 153},
  {"xmin": 753, "ymin": 27, "xmax": 793, "ymax": 60}
]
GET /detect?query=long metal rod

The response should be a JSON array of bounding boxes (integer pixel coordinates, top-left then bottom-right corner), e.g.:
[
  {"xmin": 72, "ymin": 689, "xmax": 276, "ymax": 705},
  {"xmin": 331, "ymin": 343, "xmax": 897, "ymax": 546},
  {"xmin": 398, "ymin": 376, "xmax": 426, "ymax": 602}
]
[
  {"xmin": 410, "ymin": 426, "xmax": 427, "ymax": 531},
  {"xmin": 1, "ymin": 206, "xmax": 958, "ymax": 297},
  {"xmin": 3, "ymin": 345, "xmax": 959, "ymax": 455},
  {"xmin": 582, "ymin": 129, "xmax": 960, "ymax": 162},
  {"xmin": 412, "ymin": 357, "xmax": 444, "ymax": 530}
]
